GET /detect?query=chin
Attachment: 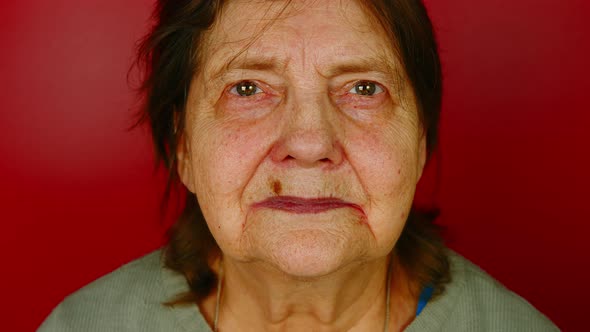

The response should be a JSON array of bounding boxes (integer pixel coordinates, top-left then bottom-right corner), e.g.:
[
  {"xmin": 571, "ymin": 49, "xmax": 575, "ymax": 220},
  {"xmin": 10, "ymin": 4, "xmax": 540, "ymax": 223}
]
[
  {"xmin": 256, "ymin": 229, "xmax": 371, "ymax": 279},
  {"xmin": 240, "ymin": 209, "xmax": 375, "ymax": 278}
]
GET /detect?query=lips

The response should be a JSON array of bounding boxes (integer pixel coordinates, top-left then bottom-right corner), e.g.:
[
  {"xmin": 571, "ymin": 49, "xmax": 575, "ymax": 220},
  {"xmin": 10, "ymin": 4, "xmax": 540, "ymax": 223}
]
[{"xmin": 252, "ymin": 196, "xmax": 364, "ymax": 215}]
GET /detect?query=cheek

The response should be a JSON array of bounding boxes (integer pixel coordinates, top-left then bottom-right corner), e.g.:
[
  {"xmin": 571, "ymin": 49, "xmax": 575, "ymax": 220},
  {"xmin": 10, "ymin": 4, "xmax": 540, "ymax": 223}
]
[
  {"xmin": 347, "ymin": 126, "xmax": 415, "ymax": 197},
  {"xmin": 189, "ymin": 116, "xmax": 280, "ymax": 221},
  {"xmin": 343, "ymin": 121, "xmax": 420, "ymax": 245},
  {"xmin": 193, "ymin": 126, "xmax": 259, "ymax": 190},
  {"xmin": 186, "ymin": 121, "xmax": 275, "ymax": 249}
]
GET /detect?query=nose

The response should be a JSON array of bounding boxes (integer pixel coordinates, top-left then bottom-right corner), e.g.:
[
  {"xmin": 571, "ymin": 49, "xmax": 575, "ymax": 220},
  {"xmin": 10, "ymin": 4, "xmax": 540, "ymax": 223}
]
[{"xmin": 270, "ymin": 95, "xmax": 344, "ymax": 168}]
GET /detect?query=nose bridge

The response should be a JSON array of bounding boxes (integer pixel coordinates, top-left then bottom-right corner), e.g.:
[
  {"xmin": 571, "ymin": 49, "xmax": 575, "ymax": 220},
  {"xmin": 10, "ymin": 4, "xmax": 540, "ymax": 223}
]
[
  {"xmin": 271, "ymin": 85, "xmax": 343, "ymax": 167},
  {"xmin": 292, "ymin": 87, "xmax": 333, "ymax": 136}
]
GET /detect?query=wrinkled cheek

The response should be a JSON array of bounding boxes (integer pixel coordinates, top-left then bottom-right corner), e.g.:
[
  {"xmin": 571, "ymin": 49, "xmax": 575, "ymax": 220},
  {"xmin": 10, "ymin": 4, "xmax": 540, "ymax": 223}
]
[
  {"xmin": 193, "ymin": 127, "xmax": 268, "ymax": 196},
  {"xmin": 348, "ymin": 131, "xmax": 406, "ymax": 194},
  {"xmin": 345, "ymin": 129, "xmax": 418, "ymax": 248},
  {"xmin": 371, "ymin": 173, "xmax": 418, "ymax": 250},
  {"xmin": 189, "ymin": 124, "xmax": 276, "ymax": 247},
  {"xmin": 367, "ymin": 131, "xmax": 419, "ymax": 196}
]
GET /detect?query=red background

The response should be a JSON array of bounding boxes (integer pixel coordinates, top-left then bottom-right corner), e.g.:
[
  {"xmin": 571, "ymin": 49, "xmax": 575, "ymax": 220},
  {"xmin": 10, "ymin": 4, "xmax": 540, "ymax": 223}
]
[{"xmin": 1, "ymin": 0, "xmax": 588, "ymax": 331}]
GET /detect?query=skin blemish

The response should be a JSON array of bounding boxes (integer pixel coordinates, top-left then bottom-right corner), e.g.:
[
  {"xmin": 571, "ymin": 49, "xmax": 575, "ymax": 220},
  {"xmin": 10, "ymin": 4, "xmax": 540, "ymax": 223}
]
[
  {"xmin": 357, "ymin": 214, "xmax": 369, "ymax": 227},
  {"xmin": 397, "ymin": 168, "xmax": 401, "ymax": 175},
  {"xmin": 354, "ymin": 211, "xmax": 376, "ymax": 240},
  {"xmin": 272, "ymin": 180, "xmax": 282, "ymax": 195}
]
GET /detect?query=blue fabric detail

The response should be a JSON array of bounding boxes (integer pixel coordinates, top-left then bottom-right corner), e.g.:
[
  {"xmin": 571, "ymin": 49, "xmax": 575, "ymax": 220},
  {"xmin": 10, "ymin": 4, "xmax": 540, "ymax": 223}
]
[{"xmin": 416, "ymin": 285, "xmax": 434, "ymax": 316}]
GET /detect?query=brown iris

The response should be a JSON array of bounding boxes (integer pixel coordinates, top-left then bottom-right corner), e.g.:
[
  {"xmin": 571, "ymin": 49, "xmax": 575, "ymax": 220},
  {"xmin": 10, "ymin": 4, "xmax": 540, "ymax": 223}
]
[
  {"xmin": 235, "ymin": 81, "xmax": 259, "ymax": 96},
  {"xmin": 354, "ymin": 81, "xmax": 377, "ymax": 96}
]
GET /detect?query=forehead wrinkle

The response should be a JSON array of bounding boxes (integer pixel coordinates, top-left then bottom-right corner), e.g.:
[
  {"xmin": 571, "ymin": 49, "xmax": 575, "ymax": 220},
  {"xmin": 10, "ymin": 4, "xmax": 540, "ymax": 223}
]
[
  {"xmin": 206, "ymin": 48, "xmax": 292, "ymax": 81},
  {"xmin": 202, "ymin": 0, "xmax": 408, "ymax": 94},
  {"xmin": 317, "ymin": 54, "xmax": 398, "ymax": 79},
  {"xmin": 202, "ymin": 1, "xmax": 360, "ymax": 80},
  {"xmin": 206, "ymin": 41, "xmax": 401, "ymax": 83},
  {"xmin": 202, "ymin": 0, "xmax": 299, "ymax": 79}
]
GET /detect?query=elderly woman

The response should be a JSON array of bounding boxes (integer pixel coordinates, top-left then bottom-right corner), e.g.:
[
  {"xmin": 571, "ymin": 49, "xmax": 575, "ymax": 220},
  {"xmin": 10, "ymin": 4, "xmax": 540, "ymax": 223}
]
[{"xmin": 40, "ymin": 0, "xmax": 557, "ymax": 331}]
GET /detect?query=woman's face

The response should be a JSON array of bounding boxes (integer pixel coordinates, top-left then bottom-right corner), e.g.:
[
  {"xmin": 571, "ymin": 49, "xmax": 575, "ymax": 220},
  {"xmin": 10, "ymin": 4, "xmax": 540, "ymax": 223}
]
[{"xmin": 178, "ymin": 0, "xmax": 426, "ymax": 277}]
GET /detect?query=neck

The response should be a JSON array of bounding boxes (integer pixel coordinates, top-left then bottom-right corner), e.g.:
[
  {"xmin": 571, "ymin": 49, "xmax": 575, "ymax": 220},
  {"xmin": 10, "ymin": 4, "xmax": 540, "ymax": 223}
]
[{"xmin": 204, "ymin": 254, "xmax": 418, "ymax": 331}]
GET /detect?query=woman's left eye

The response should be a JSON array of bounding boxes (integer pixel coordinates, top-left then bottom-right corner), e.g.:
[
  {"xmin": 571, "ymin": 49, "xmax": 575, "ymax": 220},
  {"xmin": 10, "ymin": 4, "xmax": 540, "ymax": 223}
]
[
  {"xmin": 349, "ymin": 81, "xmax": 383, "ymax": 96},
  {"xmin": 230, "ymin": 81, "xmax": 263, "ymax": 96}
]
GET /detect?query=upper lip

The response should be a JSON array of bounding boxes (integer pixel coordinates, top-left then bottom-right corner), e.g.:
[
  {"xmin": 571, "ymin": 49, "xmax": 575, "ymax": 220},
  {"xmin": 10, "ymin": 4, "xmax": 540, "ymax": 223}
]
[{"xmin": 252, "ymin": 196, "xmax": 364, "ymax": 215}]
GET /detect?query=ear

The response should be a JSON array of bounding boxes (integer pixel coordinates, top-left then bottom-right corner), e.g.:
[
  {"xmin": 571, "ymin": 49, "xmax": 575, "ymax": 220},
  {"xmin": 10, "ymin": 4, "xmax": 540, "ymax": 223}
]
[
  {"xmin": 416, "ymin": 132, "xmax": 428, "ymax": 182},
  {"xmin": 176, "ymin": 130, "xmax": 196, "ymax": 193}
]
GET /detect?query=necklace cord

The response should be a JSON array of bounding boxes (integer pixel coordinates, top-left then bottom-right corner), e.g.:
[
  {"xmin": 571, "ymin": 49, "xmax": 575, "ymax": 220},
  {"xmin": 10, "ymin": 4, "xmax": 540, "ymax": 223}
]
[
  {"xmin": 383, "ymin": 256, "xmax": 393, "ymax": 332},
  {"xmin": 213, "ymin": 264, "xmax": 223, "ymax": 332}
]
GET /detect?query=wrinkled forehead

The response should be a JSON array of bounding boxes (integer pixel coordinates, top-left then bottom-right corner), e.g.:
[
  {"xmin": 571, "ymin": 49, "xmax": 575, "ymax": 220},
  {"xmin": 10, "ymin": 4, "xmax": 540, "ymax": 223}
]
[
  {"xmin": 211, "ymin": 0, "xmax": 380, "ymax": 39},
  {"xmin": 198, "ymin": 0, "xmax": 403, "ymax": 79}
]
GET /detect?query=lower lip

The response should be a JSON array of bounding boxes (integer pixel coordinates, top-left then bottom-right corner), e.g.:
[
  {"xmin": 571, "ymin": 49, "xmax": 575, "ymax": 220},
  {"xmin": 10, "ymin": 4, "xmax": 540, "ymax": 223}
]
[{"xmin": 252, "ymin": 197, "xmax": 363, "ymax": 215}]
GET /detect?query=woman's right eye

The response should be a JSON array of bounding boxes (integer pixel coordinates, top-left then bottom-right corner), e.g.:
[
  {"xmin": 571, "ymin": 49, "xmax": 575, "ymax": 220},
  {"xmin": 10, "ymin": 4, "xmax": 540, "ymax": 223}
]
[{"xmin": 230, "ymin": 81, "xmax": 262, "ymax": 97}]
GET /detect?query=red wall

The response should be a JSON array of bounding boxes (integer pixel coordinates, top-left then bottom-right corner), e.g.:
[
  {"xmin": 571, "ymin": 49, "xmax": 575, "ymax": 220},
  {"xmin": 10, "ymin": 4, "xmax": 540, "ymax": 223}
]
[{"xmin": 1, "ymin": 0, "xmax": 588, "ymax": 331}]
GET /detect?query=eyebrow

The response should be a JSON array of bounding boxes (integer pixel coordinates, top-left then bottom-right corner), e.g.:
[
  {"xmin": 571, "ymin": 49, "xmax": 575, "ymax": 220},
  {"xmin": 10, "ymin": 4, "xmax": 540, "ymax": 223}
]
[
  {"xmin": 208, "ymin": 51, "xmax": 399, "ymax": 80},
  {"xmin": 208, "ymin": 54, "xmax": 289, "ymax": 80},
  {"xmin": 322, "ymin": 56, "xmax": 398, "ymax": 78}
]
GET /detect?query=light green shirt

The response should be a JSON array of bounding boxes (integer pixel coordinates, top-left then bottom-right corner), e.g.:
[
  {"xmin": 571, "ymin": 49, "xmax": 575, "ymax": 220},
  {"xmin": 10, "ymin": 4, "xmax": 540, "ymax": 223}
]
[{"xmin": 39, "ymin": 249, "xmax": 559, "ymax": 331}]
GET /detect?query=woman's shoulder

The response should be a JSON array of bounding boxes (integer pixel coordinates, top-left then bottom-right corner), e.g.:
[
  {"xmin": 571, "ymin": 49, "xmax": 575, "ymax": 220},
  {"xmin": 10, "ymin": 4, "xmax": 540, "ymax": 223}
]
[
  {"xmin": 59, "ymin": 249, "xmax": 164, "ymax": 299},
  {"xmin": 407, "ymin": 250, "xmax": 560, "ymax": 331},
  {"xmin": 38, "ymin": 249, "xmax": 211, "ymax": 332}
]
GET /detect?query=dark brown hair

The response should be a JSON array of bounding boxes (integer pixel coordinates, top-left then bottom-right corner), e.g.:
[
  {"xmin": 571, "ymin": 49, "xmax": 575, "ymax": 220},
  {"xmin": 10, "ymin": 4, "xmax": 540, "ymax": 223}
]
[{"xmin": 133, "ymin": 0, "xmax": 449, "ymax": 304}]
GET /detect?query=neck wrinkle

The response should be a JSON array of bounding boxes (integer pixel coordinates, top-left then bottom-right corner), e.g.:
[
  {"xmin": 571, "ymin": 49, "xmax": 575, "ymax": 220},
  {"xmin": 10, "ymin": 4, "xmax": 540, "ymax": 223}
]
[{"xmin": 217, "ymin": 254, "xmax": 397, "ymax": 331}]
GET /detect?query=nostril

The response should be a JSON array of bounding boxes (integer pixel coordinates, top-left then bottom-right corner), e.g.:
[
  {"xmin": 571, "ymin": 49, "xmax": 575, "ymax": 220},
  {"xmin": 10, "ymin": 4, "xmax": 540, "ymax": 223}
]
[{"xmin": 319, "ymin": 158, "xmax": 330, "ymax": 163}]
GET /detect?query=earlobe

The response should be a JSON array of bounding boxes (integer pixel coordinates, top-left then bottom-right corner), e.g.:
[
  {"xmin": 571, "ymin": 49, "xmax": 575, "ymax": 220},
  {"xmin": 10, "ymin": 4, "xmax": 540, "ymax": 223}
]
[{"xmin": 176, "ymin": 133, "xmax": 196, "ymax": 193}]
